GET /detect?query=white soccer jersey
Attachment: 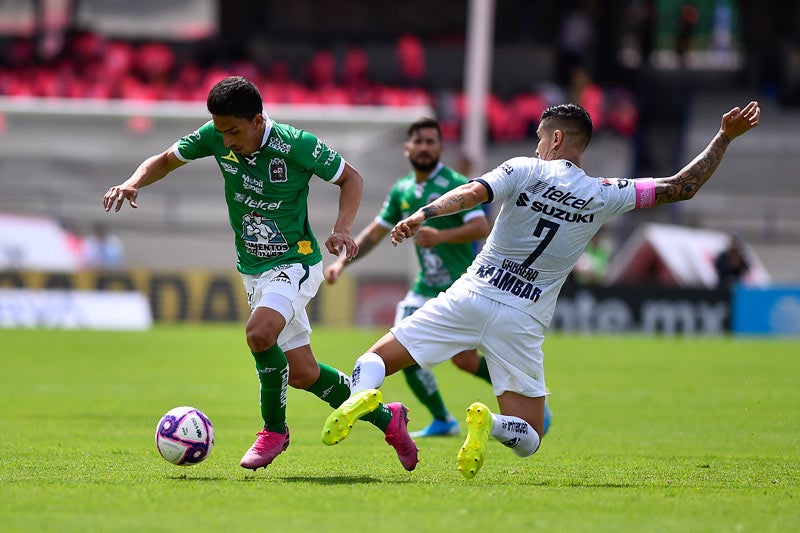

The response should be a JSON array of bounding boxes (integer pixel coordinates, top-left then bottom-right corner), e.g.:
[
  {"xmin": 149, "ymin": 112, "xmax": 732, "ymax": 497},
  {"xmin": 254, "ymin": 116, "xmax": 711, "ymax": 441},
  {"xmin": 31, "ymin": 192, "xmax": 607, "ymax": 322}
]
[{"xmin": 453, "ymin": 156, "xmax": 644, "ymax": 327}]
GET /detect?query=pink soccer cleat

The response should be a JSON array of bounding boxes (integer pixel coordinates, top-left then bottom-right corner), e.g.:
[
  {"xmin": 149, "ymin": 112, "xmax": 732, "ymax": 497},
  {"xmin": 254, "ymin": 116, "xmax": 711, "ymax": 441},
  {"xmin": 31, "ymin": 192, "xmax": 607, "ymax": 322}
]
[
  {"xmin": 384, "ymin": 403, "xmax": 419, "ymax": 471},
  {"xmin": 239, "ymin": 428, "xmax": 290, "ymax": 471}
]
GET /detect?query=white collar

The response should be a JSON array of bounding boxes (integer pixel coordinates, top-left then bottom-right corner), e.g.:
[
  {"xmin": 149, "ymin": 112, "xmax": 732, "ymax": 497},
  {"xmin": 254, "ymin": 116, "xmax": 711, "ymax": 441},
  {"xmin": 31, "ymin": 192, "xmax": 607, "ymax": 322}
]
[{"xmin": 260, "ymin": 111, "xmax": 272, "ymax": 148}]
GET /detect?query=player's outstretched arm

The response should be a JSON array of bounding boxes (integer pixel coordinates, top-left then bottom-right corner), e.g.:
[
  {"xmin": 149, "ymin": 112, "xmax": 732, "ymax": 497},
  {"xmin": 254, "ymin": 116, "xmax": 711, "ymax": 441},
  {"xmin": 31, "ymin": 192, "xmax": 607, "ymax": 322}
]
[
  {"xmin": 325, "ymin": 221, "xmax": 388, "ymax": 283},
  {"xmin": 391, "ymin": 180, "xmax": 488, "ymax": 245},
  {"xmin": 103, "ymin": 149, "xmax": 185, "ymax": 212},
  {"xmin": 326, "ymin": 162, "xmax": 363, "ymax": 261},
  {"xmin": 652, "ymin": 101, "xmax": 760, "ymax": 206}
]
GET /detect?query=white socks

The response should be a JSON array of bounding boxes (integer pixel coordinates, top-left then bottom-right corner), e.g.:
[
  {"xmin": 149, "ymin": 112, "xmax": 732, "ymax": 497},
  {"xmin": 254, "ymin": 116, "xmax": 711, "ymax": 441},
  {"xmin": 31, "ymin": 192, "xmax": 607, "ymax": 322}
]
[
  {"xmin": 490, "ymin": 413, "xmax": 541, "ymax": 457},
  {"xmin": 350, "ymin": 352, "xmax": 386, "ymax": 393}
]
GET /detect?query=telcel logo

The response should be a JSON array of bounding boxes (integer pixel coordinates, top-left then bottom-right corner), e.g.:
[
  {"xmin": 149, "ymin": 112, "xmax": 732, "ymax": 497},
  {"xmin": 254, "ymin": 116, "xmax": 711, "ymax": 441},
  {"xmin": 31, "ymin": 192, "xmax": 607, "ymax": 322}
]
[{"xmin": 234, "ymin": 193, "xmax": 282, "ymax": 210}]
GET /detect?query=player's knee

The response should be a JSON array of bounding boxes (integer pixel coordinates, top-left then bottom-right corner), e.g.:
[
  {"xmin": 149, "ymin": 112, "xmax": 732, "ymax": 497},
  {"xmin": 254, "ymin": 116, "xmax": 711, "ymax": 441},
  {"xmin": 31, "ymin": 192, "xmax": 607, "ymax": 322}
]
[
  {"xmin": 451, "ymin": 350, "xmax": 478, "ymax": 372},
  {"xmin": 246, "ymin": 326, "xmax": 278, "ymax": 353},
  {"xmin": 451, "ymin": 356, "xmax": 472, "ymax": 371}
]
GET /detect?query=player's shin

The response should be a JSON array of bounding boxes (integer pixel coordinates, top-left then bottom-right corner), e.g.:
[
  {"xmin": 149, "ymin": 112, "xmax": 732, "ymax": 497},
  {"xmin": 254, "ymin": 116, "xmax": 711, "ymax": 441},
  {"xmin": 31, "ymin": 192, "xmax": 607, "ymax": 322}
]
[
  {"xmin": 251, "ymin": 345, "xmax": 289, "ymax": 433},
  {"xmin": 350, "ymin": 352, "xmax": 386, "ymax": 393},
  {"xmin": 490, "ymin": 413, "xmax": 541, "ymax": 457}
]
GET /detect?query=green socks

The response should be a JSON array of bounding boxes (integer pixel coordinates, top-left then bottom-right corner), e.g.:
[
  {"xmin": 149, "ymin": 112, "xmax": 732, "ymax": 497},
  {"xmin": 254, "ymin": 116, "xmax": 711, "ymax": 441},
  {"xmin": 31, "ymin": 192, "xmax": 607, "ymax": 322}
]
[
  {"xmin": 307, "ymin": 362, "xmax": 391, "ymax": 431},
  {"xmin": 250, "ymin": 351, "xmax": 396, "ymax": 434},
  {"xmin": 306, "ymin": 363, "xmax": 351, "ymax": 408},
  {"xmin": 251, "ymin": 345, "xmax": 288, "ymax": 433}
]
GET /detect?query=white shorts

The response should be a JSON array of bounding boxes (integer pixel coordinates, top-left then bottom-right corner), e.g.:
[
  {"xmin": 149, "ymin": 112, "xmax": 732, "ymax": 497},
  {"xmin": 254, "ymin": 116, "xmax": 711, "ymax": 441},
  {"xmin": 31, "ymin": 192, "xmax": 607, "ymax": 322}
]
[
  {"xmin": 393, "ymin": 291, "xmax": 431, "ymax": 326},
  {"xmin": 240, "ymin": 262, "xmax": 323, "ymax": 352},
  {"xmin": 391, "ymin": 285, "xmax": 547, "ymax": 398}
]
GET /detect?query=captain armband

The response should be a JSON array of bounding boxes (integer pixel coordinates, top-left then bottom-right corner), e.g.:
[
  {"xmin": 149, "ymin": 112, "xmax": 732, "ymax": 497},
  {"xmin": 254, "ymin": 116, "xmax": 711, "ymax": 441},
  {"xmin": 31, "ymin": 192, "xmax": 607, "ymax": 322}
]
[{"xmin": 634, "ymin": 178, "xmax": 655, "ymax": 209}]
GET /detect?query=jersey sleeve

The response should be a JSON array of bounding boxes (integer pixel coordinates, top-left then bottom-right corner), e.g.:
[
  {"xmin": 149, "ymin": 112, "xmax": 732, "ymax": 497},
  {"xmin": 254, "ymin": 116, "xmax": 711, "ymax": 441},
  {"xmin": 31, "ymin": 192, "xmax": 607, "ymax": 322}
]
[
  {"xmin": 596, "ymin": 177, "xmax": 639, "ymax": 217},
  {"xmin": 292, "ymin": 129, "xmax": 345, "ymax": 182},
  {"xmin": 472, "ymin": 157, "xmax": 530, "ymax": 203},
  {"xmin": 172, "ymin": 120, "xmax": 216, "ymax": 161}
]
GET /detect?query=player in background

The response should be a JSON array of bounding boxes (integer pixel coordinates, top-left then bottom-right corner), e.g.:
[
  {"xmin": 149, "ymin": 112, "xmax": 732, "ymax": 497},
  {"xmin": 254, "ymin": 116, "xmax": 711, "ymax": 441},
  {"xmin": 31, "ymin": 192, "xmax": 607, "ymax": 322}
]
[
  {"xmin": 321, "ymin": 101, "xmax": 760, "ymax": 478},
  {"xmin": 103, "ymin": 76, "xmax": 418, "ymax": 472},
  {"xmin": 326, "ymin": 117, "xmax": 492, "ymax": 437}
]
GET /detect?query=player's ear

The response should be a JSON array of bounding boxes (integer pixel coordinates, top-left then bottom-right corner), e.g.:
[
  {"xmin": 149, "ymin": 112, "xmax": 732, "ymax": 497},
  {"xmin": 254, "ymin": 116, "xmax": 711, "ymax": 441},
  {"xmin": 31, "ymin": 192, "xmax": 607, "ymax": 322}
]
[{"xmin": 552, "ymin": 129, "xmax": 563, "ymax": 149}]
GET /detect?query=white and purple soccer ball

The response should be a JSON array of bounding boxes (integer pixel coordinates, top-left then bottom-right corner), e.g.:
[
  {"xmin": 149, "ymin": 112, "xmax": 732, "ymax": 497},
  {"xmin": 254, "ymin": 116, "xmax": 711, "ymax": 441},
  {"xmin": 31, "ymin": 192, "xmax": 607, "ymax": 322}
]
[{"xmin": 155, "ymin": 406, "xmax": 215, "ymax": 466}]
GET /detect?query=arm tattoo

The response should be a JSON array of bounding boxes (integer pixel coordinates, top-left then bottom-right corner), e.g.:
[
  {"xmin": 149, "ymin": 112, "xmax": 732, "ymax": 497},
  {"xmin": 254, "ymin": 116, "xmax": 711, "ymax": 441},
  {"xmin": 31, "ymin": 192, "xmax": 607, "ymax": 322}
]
[
  {"xmin": 423, "ymin": 193, "xmax": 467, "ymax": 219},
  {"xmin": 655, "ymin": 133, "xmax": 731, "ymax": 205},
  {"xmin": 421, "ymin": 206, "xmax": 437, "ymax": 220}
]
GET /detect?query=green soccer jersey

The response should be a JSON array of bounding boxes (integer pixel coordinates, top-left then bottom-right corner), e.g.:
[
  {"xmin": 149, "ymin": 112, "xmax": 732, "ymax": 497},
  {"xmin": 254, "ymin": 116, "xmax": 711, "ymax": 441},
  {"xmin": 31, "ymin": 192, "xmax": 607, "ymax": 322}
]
[
  {"xmin": 174, "ymin": 116, "xmax": 345, "ymax": 275},
  {"xmin": 378, "ymin": 163, "xmax": 485, "ymax": 297}
]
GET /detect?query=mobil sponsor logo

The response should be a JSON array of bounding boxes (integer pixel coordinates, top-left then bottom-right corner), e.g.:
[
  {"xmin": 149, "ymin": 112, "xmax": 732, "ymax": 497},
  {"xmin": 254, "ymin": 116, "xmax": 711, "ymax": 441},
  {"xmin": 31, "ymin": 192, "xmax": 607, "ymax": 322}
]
[{"xmin": 242, "ymin": 174, "xmax": 264, "ymax": 194}]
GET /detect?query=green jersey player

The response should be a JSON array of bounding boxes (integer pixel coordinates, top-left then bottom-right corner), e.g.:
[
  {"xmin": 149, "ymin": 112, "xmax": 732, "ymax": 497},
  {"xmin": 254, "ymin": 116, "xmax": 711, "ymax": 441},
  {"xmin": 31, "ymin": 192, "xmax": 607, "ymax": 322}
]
[
  {"xmin": 325, "ymin": 117, "xmax": 493, "ymax": 437},
  {"xmin": 103, "ymin": 76, "xmax": 418, "ymax": 472}
]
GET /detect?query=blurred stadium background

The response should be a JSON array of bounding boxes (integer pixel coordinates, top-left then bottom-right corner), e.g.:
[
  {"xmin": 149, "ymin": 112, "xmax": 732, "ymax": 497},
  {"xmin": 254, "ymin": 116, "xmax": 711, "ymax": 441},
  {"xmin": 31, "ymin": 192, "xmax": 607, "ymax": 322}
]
[{"xmin": 1, "ymin": 0, "xmax": 799, "ymax": 335}]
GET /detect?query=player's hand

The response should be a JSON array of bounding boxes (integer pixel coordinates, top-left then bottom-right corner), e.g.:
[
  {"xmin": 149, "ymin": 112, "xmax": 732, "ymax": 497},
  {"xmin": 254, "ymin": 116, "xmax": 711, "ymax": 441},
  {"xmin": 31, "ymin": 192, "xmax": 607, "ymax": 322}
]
[
  {"xmin": 391, "ymin": 211, "xmax": 424, "ymax": 246},
  {"xmin": 103, "ymin": 184, "xmax": 139, "ymax": 212},
  {"xmin": 326, "ymin": 231, "xmax": 359, "ymax": 261},
  {"xmin": 324, "ymin": 260, "xmax": 345, "ymax": 284},
  {"xmin": 720, "ymin": 101, "xmax": 760, "ymax": 140},
  {"xmin": 414, "ymin": 226, "xmax": 440, "ymax": 248}
]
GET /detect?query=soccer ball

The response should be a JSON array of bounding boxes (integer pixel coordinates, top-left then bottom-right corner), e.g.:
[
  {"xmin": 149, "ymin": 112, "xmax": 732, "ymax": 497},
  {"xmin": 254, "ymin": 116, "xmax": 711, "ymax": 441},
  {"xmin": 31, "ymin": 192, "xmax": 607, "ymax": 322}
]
[{"xmin": 155, "ymin": 406, "xmax": 215, "ymax": 465}]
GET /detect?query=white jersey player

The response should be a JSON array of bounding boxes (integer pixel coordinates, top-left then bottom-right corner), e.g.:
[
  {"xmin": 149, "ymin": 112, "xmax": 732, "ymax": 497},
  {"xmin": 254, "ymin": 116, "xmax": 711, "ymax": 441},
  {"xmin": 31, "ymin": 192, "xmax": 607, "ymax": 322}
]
[
  {"xmin": 320, "ymin": 101, "xmax": 761, "ymax": 479},
  {"xmin": 458, "ymin": 156, "xmax": 640, "ymax": 328}
]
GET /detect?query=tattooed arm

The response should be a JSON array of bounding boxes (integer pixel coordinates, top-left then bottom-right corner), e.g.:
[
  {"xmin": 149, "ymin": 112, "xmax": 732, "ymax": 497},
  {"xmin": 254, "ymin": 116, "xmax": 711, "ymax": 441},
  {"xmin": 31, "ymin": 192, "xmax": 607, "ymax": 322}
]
[
  {"xmin": 653, "ymin": 101, "xmax": 760, "ymax": 206},
  {"xmin": 391, "ymin": 180, "xmax": 489, "ymax": 246}
]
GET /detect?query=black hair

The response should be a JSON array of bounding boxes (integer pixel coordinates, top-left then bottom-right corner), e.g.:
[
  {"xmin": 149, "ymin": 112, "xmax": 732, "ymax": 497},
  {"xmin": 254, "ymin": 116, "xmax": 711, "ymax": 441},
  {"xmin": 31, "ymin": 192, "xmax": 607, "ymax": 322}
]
[
  {"xmin": 407, "ymin": 117, "xmax": 442, "ymax": 140},
  {"xmin": 206, "ymin": 76, "xmax": 263, "ymax": 119},
  {"xmin": 540, "ymin": 103, "xmax": 593, "ymax": 149}
]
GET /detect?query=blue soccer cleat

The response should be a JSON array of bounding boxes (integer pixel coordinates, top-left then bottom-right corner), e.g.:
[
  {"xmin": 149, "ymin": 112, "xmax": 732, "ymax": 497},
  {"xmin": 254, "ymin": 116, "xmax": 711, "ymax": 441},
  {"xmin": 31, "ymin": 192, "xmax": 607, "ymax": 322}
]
[{"xmin": 410, "ymin": 416, "xmax": 460, "ymax": 438}]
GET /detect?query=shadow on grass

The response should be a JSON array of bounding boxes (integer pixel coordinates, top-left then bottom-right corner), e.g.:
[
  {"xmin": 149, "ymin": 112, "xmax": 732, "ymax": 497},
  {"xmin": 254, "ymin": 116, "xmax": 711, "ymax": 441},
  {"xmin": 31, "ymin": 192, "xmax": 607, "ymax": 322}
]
[
  {"xmin": 166, "ymin": 475, "xmax": 227, "ymax": 481},
  {"xmin": 274, "ymin": 475, "xmax": 383, "ymax": 484},
  {"xmin": 162, "ymin": 474, "xmax": 384, "ymax": 484}
]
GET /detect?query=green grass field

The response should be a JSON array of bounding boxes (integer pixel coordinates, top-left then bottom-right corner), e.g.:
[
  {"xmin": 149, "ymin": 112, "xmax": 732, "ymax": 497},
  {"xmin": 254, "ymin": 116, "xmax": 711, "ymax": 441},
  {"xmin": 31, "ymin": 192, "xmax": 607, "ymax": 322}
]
[{"xmin": 1, "ymin": 326, "xmax": 798, "ymax": 532}]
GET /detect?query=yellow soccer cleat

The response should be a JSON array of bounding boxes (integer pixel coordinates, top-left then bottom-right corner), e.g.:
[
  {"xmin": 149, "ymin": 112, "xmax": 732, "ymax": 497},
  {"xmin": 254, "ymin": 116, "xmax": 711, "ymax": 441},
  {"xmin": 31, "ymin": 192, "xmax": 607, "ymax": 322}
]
[
  {"xmin": 456, "ymin": 402, "xmax": 493, "ymax": 479},
  {"xmin": 322, "ymin": 389, "xmax": 383, "ymax": 446}
]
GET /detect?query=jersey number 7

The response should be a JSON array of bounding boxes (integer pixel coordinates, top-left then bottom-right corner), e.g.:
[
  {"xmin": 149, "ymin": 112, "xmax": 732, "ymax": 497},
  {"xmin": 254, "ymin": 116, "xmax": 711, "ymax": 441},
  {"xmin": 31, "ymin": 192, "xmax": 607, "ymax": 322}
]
[{"xmin": 521, "ymin": 219, "xmax": 560, "ymax": 268}]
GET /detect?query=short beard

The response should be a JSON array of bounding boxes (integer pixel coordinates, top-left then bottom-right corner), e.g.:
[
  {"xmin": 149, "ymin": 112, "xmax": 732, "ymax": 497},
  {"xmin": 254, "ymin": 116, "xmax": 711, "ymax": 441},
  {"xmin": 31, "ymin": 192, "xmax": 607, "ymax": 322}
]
[{"xmin": 409, "ymin": 156, "xmax": 439, "ymax": 173}]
